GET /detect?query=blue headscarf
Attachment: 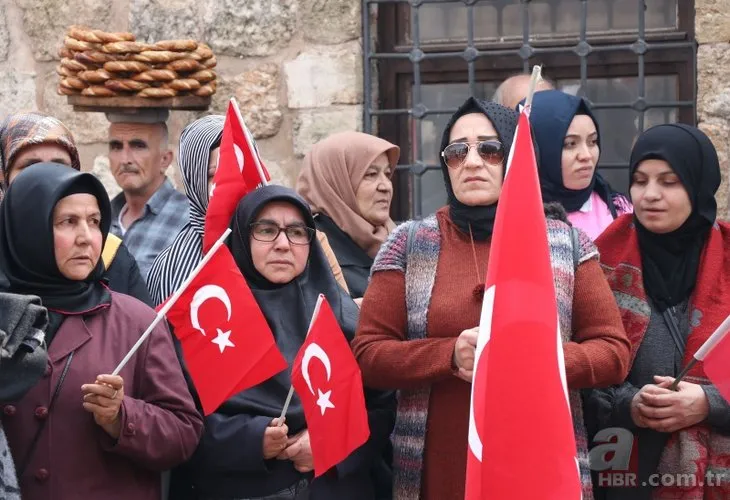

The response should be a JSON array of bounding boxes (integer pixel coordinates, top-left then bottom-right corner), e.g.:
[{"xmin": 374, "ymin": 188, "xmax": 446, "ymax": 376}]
[{"xmin": 527, "ymin": 90, "xmax": 621, "ymax": 214}]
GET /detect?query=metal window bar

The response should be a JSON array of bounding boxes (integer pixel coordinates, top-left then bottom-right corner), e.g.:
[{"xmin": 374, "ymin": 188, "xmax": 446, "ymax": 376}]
[{"xmin": 363, "ymin": 0, "xmax": 697, "ymax": 220}]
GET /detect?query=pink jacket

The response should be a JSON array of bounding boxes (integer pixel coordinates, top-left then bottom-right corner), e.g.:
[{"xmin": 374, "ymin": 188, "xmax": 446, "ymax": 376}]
[{"xmin": 567, "ymin": 191, "xmax": 633, "ymax": 240}]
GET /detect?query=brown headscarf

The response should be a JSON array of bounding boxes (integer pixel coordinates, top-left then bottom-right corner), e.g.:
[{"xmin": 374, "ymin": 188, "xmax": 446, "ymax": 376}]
[
  {"xmin": 296, "ymin": 131, "xmax": 400, "ymax": 258},
  {"xmin": 0, "ymin": 112, "xmax": 81, "ymax": 187}
]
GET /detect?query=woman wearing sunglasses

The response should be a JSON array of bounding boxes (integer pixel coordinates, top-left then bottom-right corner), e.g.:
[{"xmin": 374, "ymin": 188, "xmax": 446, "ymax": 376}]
[
  {"xmin": 528, "ymin": 90, "xmax": 632, "ymax": 240},
  {"xmin": 352, "ymin": 97, "xmax": 630, "ymax": 500},
  {"xmin": 186, "ymin": 185, "xmax": 395, "ymax": 500}
]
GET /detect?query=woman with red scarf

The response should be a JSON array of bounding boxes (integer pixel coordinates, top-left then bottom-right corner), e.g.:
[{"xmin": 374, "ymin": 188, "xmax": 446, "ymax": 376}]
[{"xmin": 588, "ymin": 123, "xmax": 730, "ymax": 499}]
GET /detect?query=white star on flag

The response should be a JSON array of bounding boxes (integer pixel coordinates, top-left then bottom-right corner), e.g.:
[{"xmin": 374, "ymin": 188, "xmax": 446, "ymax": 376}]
[
  {"xmin": 315, "ymin": 388, "xmax": 335, "ymax": 415},
  {"xmin": 212, "ymin": 328, "xmax": 235, "ymax": 353}
]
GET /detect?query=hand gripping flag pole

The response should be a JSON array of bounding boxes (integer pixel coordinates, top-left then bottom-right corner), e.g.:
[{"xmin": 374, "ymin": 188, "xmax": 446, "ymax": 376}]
[{"xmin": 670, "ymin": 313, "xmax": 730, "ymax": 390}]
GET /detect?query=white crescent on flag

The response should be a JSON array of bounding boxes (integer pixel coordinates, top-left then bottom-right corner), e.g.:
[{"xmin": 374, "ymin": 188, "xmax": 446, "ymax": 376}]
[
  {"xmin": 233, "ymin": 143, "xmax": 244, "ymax": 172},
  {"xmin": 467, "ymin": 284, "xmax": 495, "ymax": 461},
  {"xmin": 302, "ymin": 342, "xmax": 336, "ymax": 415},
  {"xmin": 302, "ymin": 343, "xmax": 332, "ymax": 393},
  {"xmin": 190, "ymin": 284, "xmax": 233, "ymax": 336}
]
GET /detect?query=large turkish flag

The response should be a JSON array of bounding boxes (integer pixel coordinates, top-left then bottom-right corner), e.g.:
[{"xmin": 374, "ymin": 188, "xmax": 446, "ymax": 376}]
[{"xmin": 465, "ymin": 111, "xmax": 581, "ymax": 499}]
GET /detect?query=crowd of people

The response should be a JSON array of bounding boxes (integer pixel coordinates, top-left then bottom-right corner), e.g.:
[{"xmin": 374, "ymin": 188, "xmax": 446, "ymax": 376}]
[{"xmin": 0, "ymin": 71, "xmax": 727, "ymax": 500}]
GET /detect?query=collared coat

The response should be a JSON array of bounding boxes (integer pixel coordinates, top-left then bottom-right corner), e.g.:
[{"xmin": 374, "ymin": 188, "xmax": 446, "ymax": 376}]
[
  {"xmin": 314, "ymin": 214, "xmax": 373, "ymax": 299},
  {"xmin": 1, "ymin": 292, "xmax": 203, "ymax": 500}
]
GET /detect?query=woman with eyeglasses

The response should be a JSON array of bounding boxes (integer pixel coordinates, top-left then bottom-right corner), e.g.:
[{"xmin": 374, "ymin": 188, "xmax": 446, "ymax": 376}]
[
  {"xmin": 527, "ymin": 90, "xmax": 632, "ymax": 240},
  {"xmin": 186, "ymin": 184, "xmax": 395, "ymax": 500},
  {"xmin": 351, "ymin": 97, "xmax": 630, "ymax": 500},
  {"xmin": 586, "ymin": 124, "xmax": 730, "ymax": 499}
]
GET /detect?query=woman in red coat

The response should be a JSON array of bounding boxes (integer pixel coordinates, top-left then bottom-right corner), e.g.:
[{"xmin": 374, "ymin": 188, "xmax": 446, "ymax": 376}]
[
  {"xmin": 588, "ymin": 124, "xmax": 730, "ymax": 499},
  {"xmin": 0, "ymin": 162, "xmax": 203, "ymax": 500}
]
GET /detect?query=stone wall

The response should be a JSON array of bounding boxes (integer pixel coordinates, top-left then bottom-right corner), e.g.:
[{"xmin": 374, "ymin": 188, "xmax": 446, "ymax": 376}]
[
  {"xmin": 0, "ymin": 0, "xmax": 364, "ymax": 196},
  {"xmin": 696, "ymin": 0, "xmax": 730, "ymax": 219},
  {"xmin": 2, "ymin": 1, "xmax": 728, "ymax": 219}
]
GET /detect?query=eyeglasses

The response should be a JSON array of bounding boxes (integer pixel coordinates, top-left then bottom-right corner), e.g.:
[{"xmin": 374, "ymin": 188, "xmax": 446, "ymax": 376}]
[
  {"xmin": 441, "ymin": 140, "xmax": 505, "ymax": 169},
  {"xmin": 250, "ymin": 222, "xmax": 314, "ymax": 245}
]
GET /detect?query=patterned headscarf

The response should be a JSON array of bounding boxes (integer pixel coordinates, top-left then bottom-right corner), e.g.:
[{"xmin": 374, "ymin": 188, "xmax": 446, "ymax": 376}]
[
  {"xmin": 146, "ymin": 115, "xmax": 224, "ymax": 306},
  {"xmin": 0, "ymin": 112, "xmax": 81, "ymax": 186}
]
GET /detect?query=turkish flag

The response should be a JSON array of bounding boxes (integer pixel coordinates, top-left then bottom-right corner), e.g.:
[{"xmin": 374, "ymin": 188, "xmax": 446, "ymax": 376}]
[
  {"xmin": 695, "ymin": 314, "xmax": 730, "ymax": 401},
  {"xmin": 465, "ymin": 111, "xmax": 581, "ymax": 499},
  {"xmin": 203, "ymin": 98, "xmax": 271, "ymax": 252},
  {"xmin": 290, "ymin": 295, "xmax": 370, "ymax": 477},
  {"xmin": 165, "ymin": 244, "xmax": 286, "ymax": 415}
]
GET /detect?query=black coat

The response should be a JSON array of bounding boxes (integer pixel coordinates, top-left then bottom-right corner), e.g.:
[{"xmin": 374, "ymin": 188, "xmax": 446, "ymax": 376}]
[
  {"xmin": 314, "ymin": 214, "xmax": 373, "ymax": 299},
  {"xmin": 105, "ymin": 242, "xmax": 153, "ymax": 307},
  {"xmin": 169, "ymin": 187, "xmax": 396, "ymax": 500}
]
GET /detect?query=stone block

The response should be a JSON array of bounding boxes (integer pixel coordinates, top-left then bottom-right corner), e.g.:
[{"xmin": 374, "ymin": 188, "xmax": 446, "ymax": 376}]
[
  {"xmin": 0, "ymin": 7, "xmax": 9, "ymax": 62},
  {"xmin": 129, "ymin": 0, "xmax": 205, "ymax": 43},
  {"xmin": 16, "ymin": 0, "xmax": 113, "ymax": 61},
  {"xmin": 696, "ymin": 0, "xmax": 730, "ymax": 44},
  {"xmin": 212, "ymin": 63, "xmax": 283, "ymax": 139},
  {"xmin": 0, "ymin": 68, "xmax": 36, "ymax": 120},
  {"xmin": 202, "ymin": 0, "xmax": 297, "ymax": 57},
  {"xmin": 301, "ymin": 0, "xmax": 360, "ymax": 44},
  {"xmin": 168, "ymin": 110, "xmax": 206, "ymax": 145},
  {"xmin": 41, "ymin": 76, "xmax": 108, "ymax": 144},
  {"xmin": 90, "ymin": 155, "xmax": 122, "ymax": 199},
  {"xmin": 285, "ymin": 41, "xmax": 362, "ymax": 109},
  {"xmin": 261, "ymin": 159, "xmax": 288, "ymax": 186},
  {"xmin": 697, "ymin": 43, "xmax": 730, "ymax": 120},
  {"xmin": 292, "ymin": 106, "xmax": 362, "ymax": 157},
  {"xmin": 698, "ymin": 118, "xmax": 730, "ymax": 219}
]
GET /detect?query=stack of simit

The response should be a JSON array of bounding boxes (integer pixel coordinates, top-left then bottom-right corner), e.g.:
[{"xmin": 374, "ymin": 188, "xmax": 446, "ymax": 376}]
[{"xmin": 57, "ymin": 25, "xmax": 217, "ymax": 99}]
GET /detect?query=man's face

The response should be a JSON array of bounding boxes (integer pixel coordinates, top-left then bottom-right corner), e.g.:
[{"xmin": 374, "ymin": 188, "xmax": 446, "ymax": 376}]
[{"xmin": 108, "ymin": 122, "xmax": 172, "ymax": 196}]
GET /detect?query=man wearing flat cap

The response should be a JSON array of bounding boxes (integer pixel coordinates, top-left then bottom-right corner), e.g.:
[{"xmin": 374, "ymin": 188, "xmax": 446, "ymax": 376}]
[{"xmin": 106, "ymin": 109, "xmax": 189, "ymax": 281}]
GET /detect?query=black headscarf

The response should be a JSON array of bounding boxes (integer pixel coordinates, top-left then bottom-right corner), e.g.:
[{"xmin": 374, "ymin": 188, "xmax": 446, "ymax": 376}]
[
  {"xmin": 0, "ymin": 163, "xmax": 111, "ymax": 339},
  {"xmin": 439, "ymin": 97, "xmax": 518, "ymax": 240},
  {"xmin": 629, "ymin": 124, "xmax": 721, "ymax": 311},
  {"xmin": 226, "ymin": 185, "xmax": 359, "ymax": 431},
  {"xmin": 528, "ymin": 90, "xmax": 624, "ymax": 215}
]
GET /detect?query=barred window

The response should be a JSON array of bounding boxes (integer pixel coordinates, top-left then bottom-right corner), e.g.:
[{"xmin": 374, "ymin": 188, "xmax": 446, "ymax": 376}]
[{"xmin": 364, "ymin": 0, "xmax": 696, "ymax": 219}]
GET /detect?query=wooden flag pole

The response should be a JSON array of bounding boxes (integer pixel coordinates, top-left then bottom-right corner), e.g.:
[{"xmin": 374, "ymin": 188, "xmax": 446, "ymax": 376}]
[
  {"xmin": 669, "ymin": 314, "xmax": 730, "ymax": 390},
  {"xmin": 669, "ymin": 358, "xmax": 698, "ymax": 391},
  {"xmin": 504, "ymin": 65, "xmax": 542, "ymax": 176},
  {"xmin": 278, "ymin": 294, "xmax": 325, "ymax": 425},
  {"xmin": 111, "ymin": 228, "xmax": 233, "ymax": 376},
  {"xmin": 524, "ymin": 65, "xmax": 543, "ymax": 111}
]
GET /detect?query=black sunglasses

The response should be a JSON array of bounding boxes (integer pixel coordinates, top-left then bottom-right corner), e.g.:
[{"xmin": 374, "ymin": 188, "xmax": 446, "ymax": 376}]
[{"xmin": 441, "ymin": 140, "xmax": 505, "ymax": 169}]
